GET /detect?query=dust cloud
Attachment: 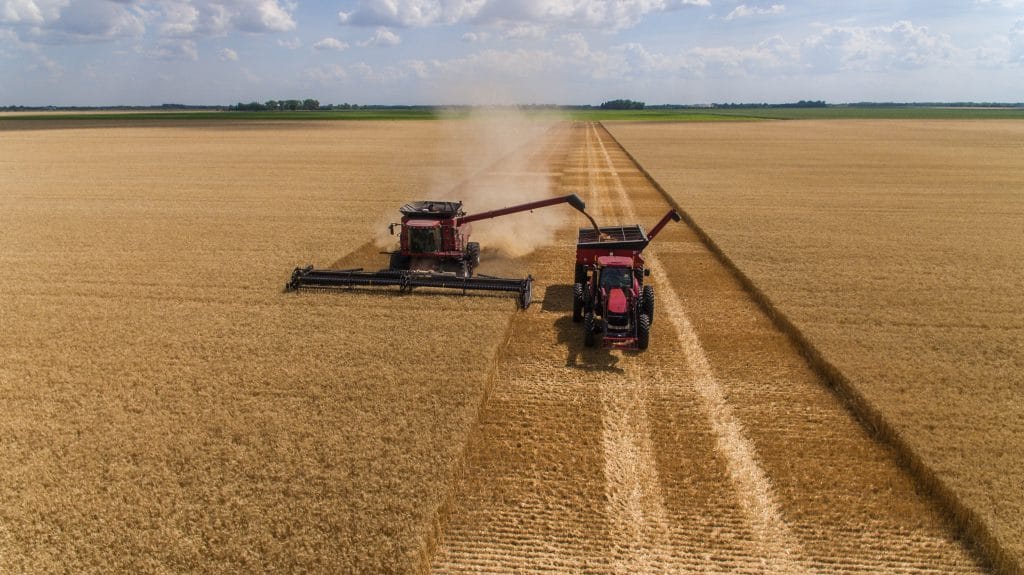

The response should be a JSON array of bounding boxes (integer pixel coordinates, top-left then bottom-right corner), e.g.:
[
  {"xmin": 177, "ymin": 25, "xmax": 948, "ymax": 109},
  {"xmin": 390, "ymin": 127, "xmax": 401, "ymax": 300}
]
[
  {"xmin": 373, "ymin": 108, "xmax": 569, "ymax": 259},
  {"xmin": 435, "ymin": 108, "xmax": 565, "ymax": 258}
]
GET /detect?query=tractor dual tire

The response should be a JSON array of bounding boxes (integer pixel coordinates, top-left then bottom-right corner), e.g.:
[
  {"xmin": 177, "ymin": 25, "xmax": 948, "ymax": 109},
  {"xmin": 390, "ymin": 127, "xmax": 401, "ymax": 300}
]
[
  {"xmin": 574, "ymin": 263, "xmax": 587, "ymax": 284},
  {"xmin": 583, "ymin": 312, "xmax": 597, "ymax": 348},
  {"xmin": 637, "ymin": 313, "xmax": 651, "ymax": 351},
  {"xmin": 642, "ymin": 285, "xmax": 655, "ymax": 325},
  {"xmin": 572, "ymin": 283, "xmax": 584, "ymax": 322}
]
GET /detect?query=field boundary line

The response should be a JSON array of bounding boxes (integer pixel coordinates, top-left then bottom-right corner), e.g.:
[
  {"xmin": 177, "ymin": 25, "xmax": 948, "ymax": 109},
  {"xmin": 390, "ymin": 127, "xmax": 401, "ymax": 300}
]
[
  {"xmin": 592, "ymin": 123, "xmax": 807, "ymax": 573},
  {"xmin": 416, "ymin": 311, "xmax": 519, "ymax": 574},
  {"xmin": 599, "ymin": 121, "xmax": 1015, "ymax": 575}
]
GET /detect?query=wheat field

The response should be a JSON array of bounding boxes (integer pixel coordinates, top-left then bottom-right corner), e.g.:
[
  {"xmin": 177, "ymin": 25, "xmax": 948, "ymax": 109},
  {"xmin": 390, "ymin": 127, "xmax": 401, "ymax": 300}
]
[
  {"xmin": 0, "ymin": 120, "xmax": 535, "ymax": 572},
  {"xmin": 606, "ymin": 119, "xmax": 1024, "ymax": 573}
]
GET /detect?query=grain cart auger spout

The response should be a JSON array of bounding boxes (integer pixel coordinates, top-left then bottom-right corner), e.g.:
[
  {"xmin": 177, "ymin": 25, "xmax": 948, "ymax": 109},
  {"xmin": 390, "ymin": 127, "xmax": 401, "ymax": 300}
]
[
  {"xmin": 572, "ymin": 209, "xmax": 682, "ymax": 351},
  {"xmin": 285, "ymin": 194, "xmax": 595, "ymax": 309}
]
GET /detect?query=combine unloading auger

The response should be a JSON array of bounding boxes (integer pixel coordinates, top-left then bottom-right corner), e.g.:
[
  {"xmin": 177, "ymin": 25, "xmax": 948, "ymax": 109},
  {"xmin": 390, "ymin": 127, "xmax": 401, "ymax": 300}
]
[{"xmin": 285, "ymin": 194, "xmax": 592, "ymax": 308}]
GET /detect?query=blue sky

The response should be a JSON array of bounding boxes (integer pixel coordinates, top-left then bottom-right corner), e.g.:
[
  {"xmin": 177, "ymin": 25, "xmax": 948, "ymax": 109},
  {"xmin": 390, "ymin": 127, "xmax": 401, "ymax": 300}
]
[{"xmin": 1, "ymin": 0, "xmax": 1022, "ymax": 105}]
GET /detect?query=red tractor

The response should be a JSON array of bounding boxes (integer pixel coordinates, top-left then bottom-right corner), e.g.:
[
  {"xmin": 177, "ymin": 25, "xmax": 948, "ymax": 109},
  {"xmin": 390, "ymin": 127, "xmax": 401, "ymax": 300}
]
[
  {"xmin": 287, "ymin": 194, "xmax": 595, "ymax": 309},
  {"xmin": 572, "ymin": 209, "xmax": 681, "ymax": 351}
]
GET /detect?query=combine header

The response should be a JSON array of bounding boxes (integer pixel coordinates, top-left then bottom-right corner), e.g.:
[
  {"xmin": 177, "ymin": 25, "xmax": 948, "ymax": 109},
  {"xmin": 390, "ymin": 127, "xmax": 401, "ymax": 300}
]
[
  {"xmin": 286, "ymin": 194, "xmax": 594, "ymax": 309},
  {"xmin": 572, "ymin": 209, "xmax": 681, "ymax": 351}
]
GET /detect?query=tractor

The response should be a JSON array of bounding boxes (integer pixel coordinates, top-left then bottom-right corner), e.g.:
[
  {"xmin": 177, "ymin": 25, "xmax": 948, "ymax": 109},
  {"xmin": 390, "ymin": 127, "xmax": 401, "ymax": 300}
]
[
  {"xmin": 287, "ymin": 194, "xmax": 597, "ymax": 309},
  {"xmin": 572, "ymin": 209, "xmax": 681, "ymax": 351}
]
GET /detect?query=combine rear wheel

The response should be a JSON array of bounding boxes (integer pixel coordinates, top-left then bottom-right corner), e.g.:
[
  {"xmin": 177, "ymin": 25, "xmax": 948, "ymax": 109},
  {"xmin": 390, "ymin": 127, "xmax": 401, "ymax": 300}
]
[
  {"xmin": 583, "ymin": 312, "xmax": 597, "ymax": 347},
  {"xmin": 637, "ymin": 313, "xmax": 651, "ymax": 351},
  {"xmin": 642, "ymin": 285, "xmax": 655, "ymax": 324},
  {"xmin": 572, "ymin": 283, "xmax": 584, "ymax": 322}
]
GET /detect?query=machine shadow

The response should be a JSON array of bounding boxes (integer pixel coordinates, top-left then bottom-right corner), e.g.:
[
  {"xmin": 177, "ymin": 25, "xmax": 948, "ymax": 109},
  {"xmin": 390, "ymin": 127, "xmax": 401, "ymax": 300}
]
[{"xmin": 545, "ymin": 284, "xmax": 624, "ymax": 374}]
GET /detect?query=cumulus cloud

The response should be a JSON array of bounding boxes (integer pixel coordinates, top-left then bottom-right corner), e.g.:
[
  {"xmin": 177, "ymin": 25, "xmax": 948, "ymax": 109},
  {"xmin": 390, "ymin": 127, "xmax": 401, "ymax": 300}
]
[
  {"xmin": 1010, "ymin": 19, "xmax": 1024, "ymax": 63},
  {"xmin": 303, "ymin": 63, "xmax": 348, "ymax": 83},
  {"xmin": 148, "ymin": 38, "xmax": 198, "ymax": 60},
  {"xmin": 218, "ymin": 46, "xmax": 237, "ymax": 60},
  {"xmin": 338, "ymin": 0, "xmax": 709, "ymax": 31},
  {"xmin": 2, "ymin": 0, "xmax": 296, "ymax": 46},
  {"xmin": 277, "ymin": 36, "xmax": 301, "ymax": 49},
  {"xmin": 358, "ymin": 26, "xmax": 401, "ymax": 46},
  {"xmin": 461, "ymin": 30, "xmax": 488, "ymax": 42},
  {"xmin": 724, "ymin": 4, "xmax": 784, "ymax": 20},
  {"xmin": 313, "ymin": 36, "xmax": 348, "ymax": 51},
  {"xmin": 801, "ymin": 20, "xmax": 951, "ymax": 72}
]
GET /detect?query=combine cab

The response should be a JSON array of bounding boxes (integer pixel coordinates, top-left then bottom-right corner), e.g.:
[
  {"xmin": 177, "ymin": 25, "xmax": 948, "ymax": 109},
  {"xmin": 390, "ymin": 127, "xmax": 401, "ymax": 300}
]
[
  {"xmin": 572, "ymin": 209, "xmax": 681, "ymax": 350},
  {"xmin": 286, "ymin": 194, "xmax": 594, "ymax": 309}
]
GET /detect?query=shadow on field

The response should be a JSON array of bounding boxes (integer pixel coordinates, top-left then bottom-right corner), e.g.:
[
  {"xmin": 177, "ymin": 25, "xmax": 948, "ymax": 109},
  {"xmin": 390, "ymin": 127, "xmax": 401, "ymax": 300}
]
[{"xmin": 545, "ymin": 284, "xmax": 624, "ymax": 374}]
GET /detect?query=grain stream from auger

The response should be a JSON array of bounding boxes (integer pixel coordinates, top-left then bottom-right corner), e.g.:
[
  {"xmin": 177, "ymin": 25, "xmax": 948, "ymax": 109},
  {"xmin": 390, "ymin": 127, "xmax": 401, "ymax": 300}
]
[{"xmin": 431, "ymin": 122, "xmax": 987, "ymax": 574}]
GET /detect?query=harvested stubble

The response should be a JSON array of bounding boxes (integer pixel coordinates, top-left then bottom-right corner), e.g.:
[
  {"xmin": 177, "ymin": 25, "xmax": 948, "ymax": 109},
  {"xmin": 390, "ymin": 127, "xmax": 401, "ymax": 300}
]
[
  {"xmin": 606, "ymin": 119, "xmax": 1024, "ymax": 573},
  {"xmin": 0, "ymin": 120, "xmax": 526, "ymax": 572}
]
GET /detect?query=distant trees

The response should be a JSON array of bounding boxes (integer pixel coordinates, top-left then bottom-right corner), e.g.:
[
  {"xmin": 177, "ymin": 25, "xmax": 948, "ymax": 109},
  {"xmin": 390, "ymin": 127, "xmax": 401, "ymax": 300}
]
[
  {"xmin": 229, "ymin": 99, "xmax": 320, "ymax": 111},
  {"xmin": 600, "ymin": 99, "xmax": 645, "ymax": 110}
]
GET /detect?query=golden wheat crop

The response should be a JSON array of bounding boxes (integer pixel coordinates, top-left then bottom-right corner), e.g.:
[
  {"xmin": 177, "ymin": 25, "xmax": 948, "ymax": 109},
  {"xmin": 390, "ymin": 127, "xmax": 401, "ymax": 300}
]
[
  {"xmin": 0, "ymin": 119, "xmax": 527, "ymax": 573},
  {"xmin": 606, "ymin": 119, "xmax": 1024, "ymax": 573}
]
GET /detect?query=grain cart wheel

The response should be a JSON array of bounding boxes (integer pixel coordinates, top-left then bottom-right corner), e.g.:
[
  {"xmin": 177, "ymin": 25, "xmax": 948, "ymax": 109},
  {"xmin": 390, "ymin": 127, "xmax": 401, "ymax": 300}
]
[
  {"xmin": 572, "ymin": 283, "xmax": 584, "ymax": 322},
  {"xmin": 466, "ymin": 242, "xmax": 481, "ymax": 272},
  {"xmin": 583, "ymin": 312, "xmax": 597, "ymax": 347},
  {"xmin": 642, "ymin": 285, "xmax": 655, "ymax": 325},
  {"xmin": 637, "ymin": 313, "xmax": 651, "ymax": 351},
  {"xmin": 574, "ymin": 263, "xmax": 587, "ymax": 284}
]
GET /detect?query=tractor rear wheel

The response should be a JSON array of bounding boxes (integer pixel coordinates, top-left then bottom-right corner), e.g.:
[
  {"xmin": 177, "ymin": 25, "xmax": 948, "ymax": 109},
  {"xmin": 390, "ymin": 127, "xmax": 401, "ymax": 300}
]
[
  {"xmin": 572, "ymin": 283, "xmax": 584, "ymax": 322},
  {"xmin": 574, "ymin": 263, "xmax": 587, "ymax": 284},
  {"xmin": 637, "ymin": 313, "xmax": 651, "ymax": 351},
  {"xmin": 642, "ymin": 285, "xmax": 655, "ymax": 324},
  {"xmin": 583, "ymin": 312, "xmax": 596, "ymax": 347}
]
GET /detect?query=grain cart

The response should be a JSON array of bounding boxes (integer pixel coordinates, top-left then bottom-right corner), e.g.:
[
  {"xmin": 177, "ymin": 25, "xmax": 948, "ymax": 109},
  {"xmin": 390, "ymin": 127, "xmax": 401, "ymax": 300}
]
[
  {"xmin": 572, "ymin": 209, "xmax": 681, "ymax": 350},
  {"xmin": 286, "ymin": 194, "xmax": 597, "ymax": 309}
]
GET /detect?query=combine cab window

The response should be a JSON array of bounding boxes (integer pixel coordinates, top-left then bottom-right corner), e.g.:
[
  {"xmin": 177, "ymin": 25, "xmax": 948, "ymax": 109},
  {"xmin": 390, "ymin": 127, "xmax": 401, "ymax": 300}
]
[
  {"xmin": 408, "ymin": 227, "xmax": 440, "ymax": 253},
  {"xmin": 600, "ymin": 267, "xmax": 633, "ymax": 290}
]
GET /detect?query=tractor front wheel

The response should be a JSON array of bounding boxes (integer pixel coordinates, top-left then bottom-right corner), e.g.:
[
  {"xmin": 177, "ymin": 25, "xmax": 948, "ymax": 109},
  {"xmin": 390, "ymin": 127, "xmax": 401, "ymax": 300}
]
[
  {"xmin": 583, "ymin": 312, "xmax": 597, "ymax": 347},
  {"xmin": 642, "ymin": 285, "xmax": 655, "ymax": 324},
  {"xmin": 637, "ymin": 313, "xmax": 651, "ymax": 351},
  {"xmin": 572, "ymin": 283, "xmax": 584, "ymax": 322}
]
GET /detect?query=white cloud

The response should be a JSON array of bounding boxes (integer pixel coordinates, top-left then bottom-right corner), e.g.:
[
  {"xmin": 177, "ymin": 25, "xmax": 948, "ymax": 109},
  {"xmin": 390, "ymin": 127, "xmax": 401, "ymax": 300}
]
[
  {"xmin": 1010, "ymin": 19, "xmax": 1024, "ymax": 63},
  {"xmin": 2, "ymin": 0, "xmax": 296, "ymax": 45},
  {"xmin": 724, "ymin": 4, "xmax": 784, "ymax": 21},
  {"xmin": 277, "ymin": 36, "xmax": 301, "ymax": 49},
  {"xmin": 338, "ymin": 0, "xmax": 709, "ymax": 31},
  {"xmin": 461, "ymin": 30, "xmax": 488, "ymax": 42},
  {"xmin": 303, "ymin": 63, "xmax": 348, "ymax": 82},
  {"xmin": 148, "ymin": 38, "xmax": 198, "ymax": 60},
  {"xmin": 499, "ymin": 22, "xmax": 546, "ymax": 40},
  {"xmin": 218, "ymin": 47, "xmax": 237, "ymax": 60},
  {"xmin": 802, "ymin": 20, "xmax": 952, "ymax": 72},
  {"xmin": 313, "ymin": 37, "xmax": 348, "ymax": 51},
  {"xmin": 358, "ymin": 26, "xmax": 401, "ymax": 47}
]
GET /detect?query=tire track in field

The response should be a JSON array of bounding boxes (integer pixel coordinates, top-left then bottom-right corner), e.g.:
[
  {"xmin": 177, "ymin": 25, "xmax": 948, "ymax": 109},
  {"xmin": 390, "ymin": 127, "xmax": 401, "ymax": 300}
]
[
  {"xmin": 583, "ymin": 125, "xmax": 681, "ymax": 573},
  {"xmin": 433, "ymin": 122, "xmax": 987, "ymax": 575},
  {"xmin": 589, "ymin": 122, "xmax": 807, "ymax": 573}
]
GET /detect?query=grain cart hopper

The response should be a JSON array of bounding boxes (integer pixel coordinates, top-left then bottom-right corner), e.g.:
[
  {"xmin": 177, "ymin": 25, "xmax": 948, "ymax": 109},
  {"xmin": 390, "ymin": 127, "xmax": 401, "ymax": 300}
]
[
  {"xmin": 286, "ymin": 194, "xmax": 597, "ymax": 309},
  {"xmin": 572, "ymin": 209, "xmax": 681, "ymax": 350}
]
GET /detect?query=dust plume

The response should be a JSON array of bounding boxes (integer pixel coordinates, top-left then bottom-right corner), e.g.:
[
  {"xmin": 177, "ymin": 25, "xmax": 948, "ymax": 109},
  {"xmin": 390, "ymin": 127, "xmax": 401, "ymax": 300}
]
[{"xmin": 434, "ymin": 108, "xmax": 566, "ymax": 258}]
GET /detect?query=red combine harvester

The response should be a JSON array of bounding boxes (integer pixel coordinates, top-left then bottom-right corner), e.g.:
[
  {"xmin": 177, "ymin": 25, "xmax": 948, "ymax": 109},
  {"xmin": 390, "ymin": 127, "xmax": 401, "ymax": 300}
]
[
  {"xmin": 286, "ymin": 194, "xmax": 594, "ymax": 309},
  {"xmin": 572, "ymin": 209, "xmax": 681, "ymax": 351}
]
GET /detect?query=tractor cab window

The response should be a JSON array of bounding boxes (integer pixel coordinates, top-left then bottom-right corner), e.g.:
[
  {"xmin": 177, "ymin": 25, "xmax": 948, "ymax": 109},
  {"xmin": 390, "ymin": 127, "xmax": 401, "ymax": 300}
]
[
  {"xmin": 408, "ymin": 227, "xmax": 440, "ymax": 253},
  {"xmin": 599, "ymin": 267, "xmax": 633, "ymax": 290}
]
